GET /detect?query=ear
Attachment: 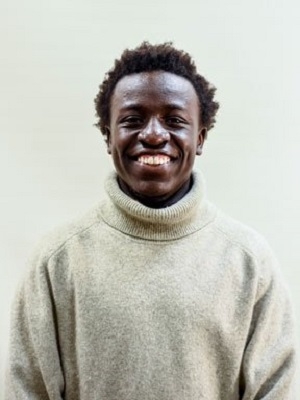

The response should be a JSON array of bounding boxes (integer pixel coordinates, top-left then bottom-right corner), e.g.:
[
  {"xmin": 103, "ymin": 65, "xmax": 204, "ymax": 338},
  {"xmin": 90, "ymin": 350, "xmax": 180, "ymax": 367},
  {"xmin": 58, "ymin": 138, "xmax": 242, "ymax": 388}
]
[
  {"xmin": 196, "ymin": 127, "xmax": 207, "ymax": 156},
  {"xmin": 105, "ymin": 127, "xmax": 112, "ymax": 154}
]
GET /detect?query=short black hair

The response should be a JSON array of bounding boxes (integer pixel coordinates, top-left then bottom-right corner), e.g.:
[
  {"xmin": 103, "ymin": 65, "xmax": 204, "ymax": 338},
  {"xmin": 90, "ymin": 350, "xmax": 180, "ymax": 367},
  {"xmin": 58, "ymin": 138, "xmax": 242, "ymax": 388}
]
[{"xmin": 94, "ymin": 42, "xmax": 219, "ymax": 141}]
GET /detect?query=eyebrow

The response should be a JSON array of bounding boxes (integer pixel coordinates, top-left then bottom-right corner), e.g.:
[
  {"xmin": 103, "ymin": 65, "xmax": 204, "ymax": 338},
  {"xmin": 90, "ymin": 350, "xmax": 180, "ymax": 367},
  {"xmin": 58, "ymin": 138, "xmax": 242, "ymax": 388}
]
[{"xmin": 119, "ymin": 102, "xmax": 186, "ymax": 112}]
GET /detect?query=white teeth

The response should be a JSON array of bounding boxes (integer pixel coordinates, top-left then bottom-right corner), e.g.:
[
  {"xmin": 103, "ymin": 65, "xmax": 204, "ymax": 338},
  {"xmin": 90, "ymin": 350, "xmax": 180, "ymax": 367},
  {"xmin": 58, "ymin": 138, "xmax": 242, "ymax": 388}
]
[{"xmin": 138, "ymin": 155, "xmax": 171, "ymax": 165}]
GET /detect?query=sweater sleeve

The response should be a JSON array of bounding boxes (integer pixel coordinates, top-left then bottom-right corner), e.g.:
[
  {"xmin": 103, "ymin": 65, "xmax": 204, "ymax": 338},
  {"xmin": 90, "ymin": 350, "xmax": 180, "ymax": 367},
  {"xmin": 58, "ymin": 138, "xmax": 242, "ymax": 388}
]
[
  {"xmin": 240, "ymin": 246, "xmax": 297, "ymax": 399},
  {"xmin": 5, "ymin": 250, "xmax": 65, "ymax": 399}
]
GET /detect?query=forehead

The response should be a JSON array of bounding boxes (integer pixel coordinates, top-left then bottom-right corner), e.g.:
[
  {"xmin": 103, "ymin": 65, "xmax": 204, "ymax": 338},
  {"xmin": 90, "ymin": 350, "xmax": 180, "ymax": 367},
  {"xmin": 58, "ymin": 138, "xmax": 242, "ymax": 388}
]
[{"xmin": 111, "ymin": 71, "xmax": 200, "ymax": 111}]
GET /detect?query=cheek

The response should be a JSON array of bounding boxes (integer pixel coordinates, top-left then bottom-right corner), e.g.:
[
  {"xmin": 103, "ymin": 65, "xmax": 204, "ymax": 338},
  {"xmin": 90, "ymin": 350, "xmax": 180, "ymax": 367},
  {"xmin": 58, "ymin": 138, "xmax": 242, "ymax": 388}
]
[
  {"xmin": 111, "ymin": 129, "xmax": 132, "ymax": 151},
  {"xmin": 181, "ymin": 138, "xmax": 198, "ymax": 158},
  {"xmin": 111, "ymin": 148, "xmax": 124, "ymax": 166}
]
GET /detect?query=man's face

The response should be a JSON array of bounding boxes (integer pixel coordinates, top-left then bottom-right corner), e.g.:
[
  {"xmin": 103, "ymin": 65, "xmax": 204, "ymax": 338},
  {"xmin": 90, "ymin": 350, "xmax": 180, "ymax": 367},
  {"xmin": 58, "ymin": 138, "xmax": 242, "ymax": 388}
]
[{"xmin": 107, "ymin": 71, "xmax": 206, "ymax": 201}]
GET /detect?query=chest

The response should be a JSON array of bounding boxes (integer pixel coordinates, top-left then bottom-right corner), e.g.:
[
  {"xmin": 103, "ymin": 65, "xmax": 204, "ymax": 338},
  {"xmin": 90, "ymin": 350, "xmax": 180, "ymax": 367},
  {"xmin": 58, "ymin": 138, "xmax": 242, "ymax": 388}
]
[{"xmin": 66, "ymin": 238, "xmax": 256, "ymax": 344}]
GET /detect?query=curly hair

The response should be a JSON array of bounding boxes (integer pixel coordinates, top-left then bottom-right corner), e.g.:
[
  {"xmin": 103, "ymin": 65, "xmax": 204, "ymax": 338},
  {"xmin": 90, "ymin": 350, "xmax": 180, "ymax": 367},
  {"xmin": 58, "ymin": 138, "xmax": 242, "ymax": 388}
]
[{"xmin": 94, "ymin": 42, "xmax": 219, "ymax": 141}]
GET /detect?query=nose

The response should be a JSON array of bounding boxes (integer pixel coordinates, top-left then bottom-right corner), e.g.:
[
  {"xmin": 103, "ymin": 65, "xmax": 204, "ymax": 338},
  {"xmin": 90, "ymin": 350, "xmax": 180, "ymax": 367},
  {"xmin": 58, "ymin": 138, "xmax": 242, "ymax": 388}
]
[{"xmin": 138, "ymin": 118, "xmax": 170, "ymax": 147}]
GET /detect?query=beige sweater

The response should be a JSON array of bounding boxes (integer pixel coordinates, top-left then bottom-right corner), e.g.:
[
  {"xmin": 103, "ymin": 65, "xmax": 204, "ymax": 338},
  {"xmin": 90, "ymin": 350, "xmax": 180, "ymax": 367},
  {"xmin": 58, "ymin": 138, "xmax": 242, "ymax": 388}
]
[{"xmin": 5, "ymin": 171, "xmax": 297, "ymax": 399}]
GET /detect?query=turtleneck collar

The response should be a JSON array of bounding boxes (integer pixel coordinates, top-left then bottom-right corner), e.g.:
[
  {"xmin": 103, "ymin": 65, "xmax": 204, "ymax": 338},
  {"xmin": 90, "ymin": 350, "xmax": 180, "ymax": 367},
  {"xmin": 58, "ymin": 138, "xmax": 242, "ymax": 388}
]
[{"xmin": 99, "ymin": 170, "xmax": 217, "ymax": 241}]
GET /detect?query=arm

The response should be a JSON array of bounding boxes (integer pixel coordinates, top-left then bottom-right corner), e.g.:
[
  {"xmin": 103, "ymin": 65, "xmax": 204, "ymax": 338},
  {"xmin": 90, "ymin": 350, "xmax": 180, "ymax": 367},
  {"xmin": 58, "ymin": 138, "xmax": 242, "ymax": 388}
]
[
  {"xmin": 5, "ymin": 252, "xmax": 65, "ymax": 399},
  {"xmin": 241, "ymin": 249, "xmax": 297, "ymax": 399}
]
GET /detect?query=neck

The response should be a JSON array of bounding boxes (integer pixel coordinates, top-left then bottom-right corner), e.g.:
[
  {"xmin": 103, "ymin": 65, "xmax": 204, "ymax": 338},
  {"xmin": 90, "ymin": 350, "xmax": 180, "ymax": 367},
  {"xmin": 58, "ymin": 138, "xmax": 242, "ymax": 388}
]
[{"xmin": 117, "ymin": 177, "xmax": 193, "ymax": 209}]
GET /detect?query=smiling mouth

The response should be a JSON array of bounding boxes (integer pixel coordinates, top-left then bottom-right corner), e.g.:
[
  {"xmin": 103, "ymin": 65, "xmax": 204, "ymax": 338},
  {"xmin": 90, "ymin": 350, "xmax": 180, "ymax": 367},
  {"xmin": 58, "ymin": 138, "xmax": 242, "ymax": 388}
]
[{"xmin": 137, "ymin": 155, "xmax": 171, "ymax": 166}]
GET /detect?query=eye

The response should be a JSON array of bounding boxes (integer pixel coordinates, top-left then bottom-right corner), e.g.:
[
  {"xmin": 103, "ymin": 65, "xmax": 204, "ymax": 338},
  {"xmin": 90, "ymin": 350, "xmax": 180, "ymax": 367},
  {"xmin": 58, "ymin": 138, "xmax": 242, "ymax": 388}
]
[
  {"xmin": 120, "ymin": 115, "xmax": 143, "ymax": 126},
  {"xmin": 165, "ymin": 116, "xmax": 185, "ymax": 126}
]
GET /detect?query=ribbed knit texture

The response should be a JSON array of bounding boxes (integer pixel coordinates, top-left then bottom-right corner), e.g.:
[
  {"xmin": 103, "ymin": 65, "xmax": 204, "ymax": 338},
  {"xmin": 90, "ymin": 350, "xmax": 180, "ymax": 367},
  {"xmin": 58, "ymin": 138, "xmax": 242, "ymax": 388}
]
[
  {"xmin": 5, "ymin": 171, "xmax": 297, "ymax": 399},
  {"xmin": 101, "ymin": 170, "xmax": 216, "ymax": 240}
]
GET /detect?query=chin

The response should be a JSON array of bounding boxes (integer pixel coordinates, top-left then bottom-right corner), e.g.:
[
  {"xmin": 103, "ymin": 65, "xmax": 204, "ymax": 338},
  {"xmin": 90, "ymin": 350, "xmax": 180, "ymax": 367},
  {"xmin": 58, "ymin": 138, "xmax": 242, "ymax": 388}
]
[{"xmin": 133, "ymin": 182, "xmax": 171, "ymax": 199}]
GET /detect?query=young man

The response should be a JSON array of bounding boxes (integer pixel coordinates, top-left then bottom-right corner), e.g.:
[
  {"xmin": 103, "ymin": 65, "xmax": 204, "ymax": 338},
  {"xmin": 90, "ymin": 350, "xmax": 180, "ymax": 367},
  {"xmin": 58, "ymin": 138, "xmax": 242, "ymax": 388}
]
[{"xmin": 5, "ymin": 42, "xmax": 297, "ymax": 399}]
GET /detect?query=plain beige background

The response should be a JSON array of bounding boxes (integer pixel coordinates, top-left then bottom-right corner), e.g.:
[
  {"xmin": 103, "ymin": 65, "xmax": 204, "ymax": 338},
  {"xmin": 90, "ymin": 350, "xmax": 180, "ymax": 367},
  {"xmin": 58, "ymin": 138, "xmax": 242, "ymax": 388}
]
[{"xmin": 1, "ymin": 0, "xmax": 299, "ymax": 396}]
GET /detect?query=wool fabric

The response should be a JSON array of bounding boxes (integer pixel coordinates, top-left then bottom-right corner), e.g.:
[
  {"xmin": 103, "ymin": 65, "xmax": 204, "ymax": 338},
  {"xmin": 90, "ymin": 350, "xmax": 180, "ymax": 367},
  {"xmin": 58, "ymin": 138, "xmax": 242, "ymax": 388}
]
[{"xmin": 5, "ymin": 171, "xmax": 297, "ymax": 399}]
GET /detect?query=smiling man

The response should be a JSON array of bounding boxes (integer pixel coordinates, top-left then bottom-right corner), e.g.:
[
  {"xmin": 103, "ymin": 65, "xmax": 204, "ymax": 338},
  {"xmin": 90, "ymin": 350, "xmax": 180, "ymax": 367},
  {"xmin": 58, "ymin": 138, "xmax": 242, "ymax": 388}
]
[
  {"xmin": 6, "ymin": 43, "xmax": 297, "ymax": 399},
  {"xmin": 106, "ymin": 71, "xmax": 206, "ymax": 208}
]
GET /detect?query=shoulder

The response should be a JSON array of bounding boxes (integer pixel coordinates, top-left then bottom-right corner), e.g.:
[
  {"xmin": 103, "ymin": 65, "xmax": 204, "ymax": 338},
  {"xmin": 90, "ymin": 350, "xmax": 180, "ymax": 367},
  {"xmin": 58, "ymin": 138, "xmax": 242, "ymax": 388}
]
[
  {"xmin": 210, "ymin": 209, "xmax": 285, "ymax": 292},
  {"xmin": 212, "ymin": 211, "xmax": 271, "ymax": 259},
  {"xmin": 11, "ymin": 203, "xmax": 107, "ymax": 308},
  {"xmin": 25, "ymin": 203, "xmax": 102, "ymax": 275}
]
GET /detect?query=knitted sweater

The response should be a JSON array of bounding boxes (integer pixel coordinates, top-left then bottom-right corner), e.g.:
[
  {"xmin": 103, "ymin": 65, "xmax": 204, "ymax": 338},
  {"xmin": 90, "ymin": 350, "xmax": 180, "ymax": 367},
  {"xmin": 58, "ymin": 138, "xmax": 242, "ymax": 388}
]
[{"xmin": 5, "ymin": 171, "xmax": 297, "ymax": 399}]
